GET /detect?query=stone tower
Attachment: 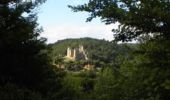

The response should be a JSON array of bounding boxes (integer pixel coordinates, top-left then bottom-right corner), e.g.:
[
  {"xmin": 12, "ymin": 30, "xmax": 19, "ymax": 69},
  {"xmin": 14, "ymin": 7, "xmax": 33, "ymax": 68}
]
[
  {"xmin": 79, "ymin": 45, "xmax": 84, "ymax": 52},
  {"xmin": 67, "ymin": 47, "xmax": 71, "ymax": 57},
  {"xmin": 65, "ymin": 45, "xmax": 88, "ymax": 61}
]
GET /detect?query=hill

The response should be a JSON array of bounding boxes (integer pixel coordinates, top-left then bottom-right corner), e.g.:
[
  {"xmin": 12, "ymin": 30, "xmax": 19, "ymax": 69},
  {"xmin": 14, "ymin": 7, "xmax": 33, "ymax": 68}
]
[{"xmin": 49, "ymin": 38, "xmax": 137, "ymax": 66}]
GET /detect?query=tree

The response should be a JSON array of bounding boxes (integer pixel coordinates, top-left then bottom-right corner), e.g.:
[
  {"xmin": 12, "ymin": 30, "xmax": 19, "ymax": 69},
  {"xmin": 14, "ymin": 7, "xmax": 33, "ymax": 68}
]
[
  {"xmin": 0, "ymin": 0, "xmax": 49, "ymax": 88},
  {"xmin": 69, "ymin": 0, "xmax": 170, "ymax": 41},
  {"xmin": 69, "ymin": 0, "xmax": 170, "ymax": 100}
]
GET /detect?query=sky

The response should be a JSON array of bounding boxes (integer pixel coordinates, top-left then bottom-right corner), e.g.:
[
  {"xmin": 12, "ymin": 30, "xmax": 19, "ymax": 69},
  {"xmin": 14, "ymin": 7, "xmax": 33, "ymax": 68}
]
[{"xmin": 37, "ymin": 0, "xmax": 118, "ymax": 43}]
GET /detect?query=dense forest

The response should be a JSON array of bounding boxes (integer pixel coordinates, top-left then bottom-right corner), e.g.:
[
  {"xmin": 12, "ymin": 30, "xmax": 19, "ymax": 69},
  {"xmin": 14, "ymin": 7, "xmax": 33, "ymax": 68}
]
[
  {"xmin": 0, "ymin": 0, "xmax": 170, "ymax": 100},
  {"xmin": 50, "ymin": 38, "xmax": 137, "ymax": 62}
]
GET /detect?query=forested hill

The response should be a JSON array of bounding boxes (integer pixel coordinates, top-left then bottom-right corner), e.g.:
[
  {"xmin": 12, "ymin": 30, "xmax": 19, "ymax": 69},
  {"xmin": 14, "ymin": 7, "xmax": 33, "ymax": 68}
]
[{"xmin": 49, "ymin": 38, "xmax": 137, "ymax": 64}]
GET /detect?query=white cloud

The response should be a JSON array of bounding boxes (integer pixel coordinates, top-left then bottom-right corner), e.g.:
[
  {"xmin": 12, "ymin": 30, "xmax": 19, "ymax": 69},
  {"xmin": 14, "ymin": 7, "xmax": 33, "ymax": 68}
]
[{"xmin": 40, "ymin": 23, "xmax": 119, "ymax": 43}]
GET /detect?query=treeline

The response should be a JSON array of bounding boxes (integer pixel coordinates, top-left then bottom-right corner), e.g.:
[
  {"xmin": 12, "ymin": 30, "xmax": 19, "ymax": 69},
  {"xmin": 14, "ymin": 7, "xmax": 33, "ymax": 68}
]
[{"xmin": 50, "ymin": 38, "xmax": 137, "ymax": 67}]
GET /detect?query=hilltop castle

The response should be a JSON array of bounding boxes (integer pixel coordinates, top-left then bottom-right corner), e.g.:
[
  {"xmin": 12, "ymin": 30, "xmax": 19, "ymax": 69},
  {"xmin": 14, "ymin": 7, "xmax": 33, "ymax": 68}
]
[{"xmin": 65, "ymin": 45, "xmax": 88, "ymax": 61}]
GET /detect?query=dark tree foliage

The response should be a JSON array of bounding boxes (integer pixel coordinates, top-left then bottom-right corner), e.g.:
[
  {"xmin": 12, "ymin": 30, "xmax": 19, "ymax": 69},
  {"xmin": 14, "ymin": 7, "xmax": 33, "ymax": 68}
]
[
  {"xmin": 69, "ymin": 0, "xmax": 170, "ymax": 100},
  {"xmin": 0, "ymin": 0, "xmax": 50, "ymax": 88},
  {"xmin": 69, "ymin": 0, "xmax": 170, "ymax": 41}
]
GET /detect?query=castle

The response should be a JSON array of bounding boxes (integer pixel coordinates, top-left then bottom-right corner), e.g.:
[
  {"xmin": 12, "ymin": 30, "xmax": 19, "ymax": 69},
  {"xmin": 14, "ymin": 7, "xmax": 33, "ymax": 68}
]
[{"xmin": 65, "ymin": 45, "xmax": 88, "ymax": 61}]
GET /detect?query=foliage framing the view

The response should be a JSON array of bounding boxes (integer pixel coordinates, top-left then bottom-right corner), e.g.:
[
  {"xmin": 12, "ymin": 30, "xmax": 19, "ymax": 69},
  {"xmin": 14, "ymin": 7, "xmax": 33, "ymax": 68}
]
[
  {"xmin": 0, "ymin": 0, "xmax": 170, "ymax": 100},
  {"xmin": 68, "ymin": 0, "xmax": 170, "ymax": 100},
  {"xmin": 69, "ymin": 0, "xmax": 170, "ymax": 41},
  {"xmin": 0, "ymin": 0, "xmax": 50, "ymax": 87}
]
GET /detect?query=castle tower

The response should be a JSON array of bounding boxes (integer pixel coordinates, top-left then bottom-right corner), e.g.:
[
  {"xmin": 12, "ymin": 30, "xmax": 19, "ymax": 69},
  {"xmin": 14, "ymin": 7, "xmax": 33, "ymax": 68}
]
[
  {"xmin": 73, "ymin": 49, "xmax": 76, "ymax": 60},
  {"xmin": 67, "ymin": 47, "xmax": 72, "ymax": 57},
  {"xmin": 79, "ymin": 45, "xmax": 84, "ymax": 52},
  {"xmin": 65, "ymin": 45, "xmax": 88, "ymax": 61}
]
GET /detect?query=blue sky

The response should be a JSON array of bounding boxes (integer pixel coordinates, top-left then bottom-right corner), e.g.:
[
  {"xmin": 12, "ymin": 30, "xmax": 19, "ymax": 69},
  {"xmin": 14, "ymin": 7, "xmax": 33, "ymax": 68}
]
[{"xmin": 38, "ymin": 0, "xmax": 118, "ymax": 43}]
